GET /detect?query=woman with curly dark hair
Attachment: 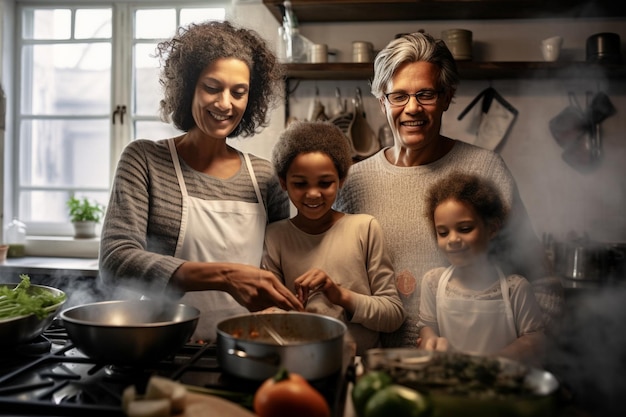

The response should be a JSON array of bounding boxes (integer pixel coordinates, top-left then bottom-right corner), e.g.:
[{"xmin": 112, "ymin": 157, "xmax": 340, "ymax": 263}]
[{"xmin": 99, "ymin": 20, "xmax": 302, "ymax": 342}]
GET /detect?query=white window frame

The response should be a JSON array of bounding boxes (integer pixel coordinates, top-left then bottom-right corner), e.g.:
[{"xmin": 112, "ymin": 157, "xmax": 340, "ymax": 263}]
[{"xmin": 4, "ymin": 0, "xmax": 230, "ymax": 249}]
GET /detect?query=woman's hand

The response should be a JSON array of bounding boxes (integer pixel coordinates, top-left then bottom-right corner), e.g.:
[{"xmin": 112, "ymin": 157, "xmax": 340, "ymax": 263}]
[
  {"xmin": 229, "ymin": 266, "xmax": 305, "ymax": 312},
  {"xmin": 293, "ymin": 268, "xmax": 353, "ymax": 312},
  {"xmin": 172, "ymin": 262, "xmax": 304, "ymax": 312}
]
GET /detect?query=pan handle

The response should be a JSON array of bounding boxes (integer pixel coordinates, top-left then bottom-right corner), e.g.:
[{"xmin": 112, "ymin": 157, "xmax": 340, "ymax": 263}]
[{"xmin": 227, "ymin": 348, "xmax": 281, "ymax": 366}]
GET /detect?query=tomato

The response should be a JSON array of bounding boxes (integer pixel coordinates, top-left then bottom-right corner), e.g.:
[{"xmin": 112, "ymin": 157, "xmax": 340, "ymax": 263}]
[
  {"xmin": 364, "ymin": 384, "xmax": 432, "ymax": 417},
  {"xmin": 253, "ymin": 368, "xmax": 330, "ymax": 417},
  {"xmin": 352, "ymin": 371, "xmax": 393, "ymax": 417}
]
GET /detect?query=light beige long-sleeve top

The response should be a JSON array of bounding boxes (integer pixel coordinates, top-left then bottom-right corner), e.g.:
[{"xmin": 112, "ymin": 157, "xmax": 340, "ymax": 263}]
[{"xmin": 263, "ymin": 213, "xmax": 406, "ymax": 355}]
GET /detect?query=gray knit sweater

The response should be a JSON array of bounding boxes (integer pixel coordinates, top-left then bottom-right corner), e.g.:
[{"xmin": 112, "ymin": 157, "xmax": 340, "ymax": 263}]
[
  {"xmin": 335, "ymin": 141, "xmax": 563, "ymax": 347},
  {"xmin": 98, "ymin": 139, "xmax": 289, "ymax": 294}
]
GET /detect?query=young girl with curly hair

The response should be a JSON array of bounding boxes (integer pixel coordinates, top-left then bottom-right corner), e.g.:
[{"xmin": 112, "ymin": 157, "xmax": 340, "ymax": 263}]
[{"xmin": 418, "ymin": 172, "xmax": 545, "ymax": 364}]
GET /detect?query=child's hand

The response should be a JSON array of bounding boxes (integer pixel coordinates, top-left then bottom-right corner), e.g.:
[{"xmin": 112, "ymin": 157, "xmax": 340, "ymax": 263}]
[
  {"xmin": 293, "ymin": 268, "xmax": 344, "ymax": 307},
  {"xmin": 422, "ymin": 336, "xmax": 450, "ymax": 352}
]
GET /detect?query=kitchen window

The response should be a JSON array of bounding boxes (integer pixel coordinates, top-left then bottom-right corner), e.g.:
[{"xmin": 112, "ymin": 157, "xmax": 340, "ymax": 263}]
[{"xmin": 9, "ymin": 1, "xmax": 228, "ymax": 238}]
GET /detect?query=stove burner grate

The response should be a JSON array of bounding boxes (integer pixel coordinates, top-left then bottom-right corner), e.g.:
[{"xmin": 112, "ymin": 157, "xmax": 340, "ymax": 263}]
[{"xmin": 0, "ymin": 330, "xmax": 352, "ymax": 417}]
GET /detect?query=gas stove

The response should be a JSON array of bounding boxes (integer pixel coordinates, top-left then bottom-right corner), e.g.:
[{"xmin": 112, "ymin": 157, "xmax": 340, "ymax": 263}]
[{"xmin": 0, "ymin": 320, "xmax": 354, "ymax": 417}]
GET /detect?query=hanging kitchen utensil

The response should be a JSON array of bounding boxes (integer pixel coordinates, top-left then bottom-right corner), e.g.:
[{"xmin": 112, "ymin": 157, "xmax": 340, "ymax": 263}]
[
  {"xmin": 585, "ymin": 90, "xmax": 602, "ymax": 163},
  {"xmin": 307, "ymin": 86, "xmax": 329, "ymax": 122},
  {"xmin": 549, "ymin": 92, "xmax": 587, "ymax": 150},
  {"xmin": 561, "ymin": 130, "xmax": 595, "ymax": 172},
  {"xmin": 348, "ymin": 87, "xmax": 380, "ymax": 159},
  {"xmin": 558, "ymin": 90, "xmax": 610, "ymax": 173},
  {"xmin": 329, "ymin": 87, "xmax": 353, "ymax": 135},
  {"xmin": 457, "ymin": 86, "xmax": 518, "ymax": 151},
  {"xmin": 589, "ymin": 91, "xmax": 616, "ymax": 124},
  {"xmin": 331, "ymin": 87, "xmax": 348, "ymax": 117}
]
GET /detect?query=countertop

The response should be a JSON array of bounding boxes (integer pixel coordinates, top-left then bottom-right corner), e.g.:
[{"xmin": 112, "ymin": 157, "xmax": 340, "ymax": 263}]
[{"xmin": 0, "ymin": 256, "xmax": 99, "ymax": 278}]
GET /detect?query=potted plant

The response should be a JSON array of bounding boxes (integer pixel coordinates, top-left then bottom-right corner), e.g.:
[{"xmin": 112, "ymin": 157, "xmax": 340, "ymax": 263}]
[{"xmin": 66, "ymin": 196, "xmax": 105, "ymax": 238}]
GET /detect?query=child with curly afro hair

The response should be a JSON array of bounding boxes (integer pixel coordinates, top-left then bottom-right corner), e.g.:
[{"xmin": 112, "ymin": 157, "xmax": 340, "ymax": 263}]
[{"xmin": 262, "ymin": 121, "xmax": 406, "ymax": 356}]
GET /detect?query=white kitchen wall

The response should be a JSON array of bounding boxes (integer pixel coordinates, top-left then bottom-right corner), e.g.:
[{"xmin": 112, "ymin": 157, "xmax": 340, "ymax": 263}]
[{"xmin": 231, "ymin": 3, "xmax": 626, "ymax": 244}]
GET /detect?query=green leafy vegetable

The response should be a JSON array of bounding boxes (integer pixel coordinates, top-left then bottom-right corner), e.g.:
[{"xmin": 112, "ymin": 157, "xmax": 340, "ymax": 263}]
[{"xmin": 0, "ymin": 274, "xmax": 66, "ymax": 320}]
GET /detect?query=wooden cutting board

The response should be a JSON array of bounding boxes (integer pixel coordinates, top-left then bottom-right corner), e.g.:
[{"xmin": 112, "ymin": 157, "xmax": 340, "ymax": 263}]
[{"xmin": 175, "ymin": 393, "xmax": 257, "ymax": 417}]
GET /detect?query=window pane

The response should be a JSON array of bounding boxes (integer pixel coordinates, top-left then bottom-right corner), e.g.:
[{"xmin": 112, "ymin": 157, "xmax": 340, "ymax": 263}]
[
  {"xmin": 22, "ymin": 44, "xmax": 111, "ymax": 115},
  {"xmin": 135, "ymin": 9, "xmax": 176, "ymax": 39},
  {"xmin": 134, "ymin": 43, "xmax": 161, "ymax": 115},
  {"xmin": 135, "ymin": 120, "xmax": 182, "ymax": 141},
  {"xmin": 20, "ymin": 119, "xmax": 110, "ymax": 188},
  {"xmin": 180, "ymin": 8, "xmax": 226, "ymax": 26},
  {"xmin": 75, "ymin": 9, "xmax": 112, "ymax": 39},
  {"xmin": 24, "ymin": 9, "xmax": 71, "ymax": 40},
  {"xmin": 19, "ymin": 191, "xmax": 108, "ymax": 222}
]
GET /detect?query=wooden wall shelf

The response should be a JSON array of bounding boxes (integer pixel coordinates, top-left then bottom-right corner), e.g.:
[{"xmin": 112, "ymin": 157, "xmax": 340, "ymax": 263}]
[
  {"xmin": 263, "ymin": 1, "xmax": 624, "ymax": 23},
  {"xmin": 284, "ymin": 61, "xmax": 626, "ymax": 81}
]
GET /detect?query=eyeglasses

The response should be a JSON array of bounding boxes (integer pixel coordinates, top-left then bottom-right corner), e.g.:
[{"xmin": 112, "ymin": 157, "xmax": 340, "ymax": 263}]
[{"xmin": 384, "ymin": 90, "xmax": 441, "ymax": 107}]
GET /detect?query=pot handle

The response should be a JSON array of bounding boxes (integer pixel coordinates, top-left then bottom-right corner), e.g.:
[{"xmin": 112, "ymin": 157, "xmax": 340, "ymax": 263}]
[{"xmin": 227, "ymin": 348, "xmax": 281, "ymax": 366}]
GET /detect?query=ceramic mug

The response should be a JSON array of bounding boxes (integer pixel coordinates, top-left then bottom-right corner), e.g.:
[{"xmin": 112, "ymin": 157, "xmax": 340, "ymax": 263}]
[{"xmin": 541, "ymin": 36, "xmax": 563, "ymax": 62}]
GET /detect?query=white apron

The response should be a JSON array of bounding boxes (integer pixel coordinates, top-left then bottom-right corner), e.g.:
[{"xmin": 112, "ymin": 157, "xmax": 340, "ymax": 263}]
[
  {"xmin": 168, "ymin": 139, "xmax": 267, "ymax": 343},
  {"xmin": 436, "ymin": 265, "xmax": 517, "ymax": 355}
]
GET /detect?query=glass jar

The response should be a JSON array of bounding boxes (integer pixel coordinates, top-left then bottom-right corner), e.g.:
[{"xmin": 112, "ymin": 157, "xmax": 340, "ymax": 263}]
[{"xmin": 5, "ymin": 218, "xmax": 27, "ymax": 257}]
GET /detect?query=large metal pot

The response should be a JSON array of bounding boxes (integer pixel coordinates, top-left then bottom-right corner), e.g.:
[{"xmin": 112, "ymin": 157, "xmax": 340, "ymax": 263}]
[
  {"xmin": 60, "ymin": 299, "xmax": 199, "ymax": 365},
  {"xmin": 554, "ymin": 238, "xmax": 625, "ymax": 281},
  {"xmin": 216, "ymin": 312, "xmax": 347, "ymax": 381},
  {"xmin": 0, "ymin": 283, "xmax": 66, "ymax": 348}
]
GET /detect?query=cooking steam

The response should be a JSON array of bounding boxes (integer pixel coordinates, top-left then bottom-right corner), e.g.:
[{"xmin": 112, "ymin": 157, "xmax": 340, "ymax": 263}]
[{"xmin": 545, "ymin": 286, "xmax": 626, "ymax": 417}]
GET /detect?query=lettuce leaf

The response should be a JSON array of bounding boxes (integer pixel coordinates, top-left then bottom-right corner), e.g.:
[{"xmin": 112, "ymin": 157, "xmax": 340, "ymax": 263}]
[{"xmin": 0, "ymin": 274, "xmax": 66, "ymax": 319}]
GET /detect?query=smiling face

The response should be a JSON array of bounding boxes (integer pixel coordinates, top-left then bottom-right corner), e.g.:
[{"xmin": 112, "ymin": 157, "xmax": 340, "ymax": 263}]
[
  {"xmin": 381, "ymin": 61, "xmax": 452, "ymax": 154},
  {"xmin": 280, "ymin": 152, "xmax": 342, "ymax": 225},
  {"xmin": 191, "ymin": 58, "xmax": 250, "ymax": 140},
  {"xmin": 433, "ymin": 198, "xmax": 495, "ymax": 268}
]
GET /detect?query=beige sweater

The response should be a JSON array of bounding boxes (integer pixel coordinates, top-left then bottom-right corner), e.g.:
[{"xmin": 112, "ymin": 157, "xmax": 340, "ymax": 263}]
[
  {"xmin": 335, "ymin": 141, "xmax": 564, "ymax": 347},
  {"xmin": 263, "ymin": 214, "xmax": 406, "ymax": 355}
]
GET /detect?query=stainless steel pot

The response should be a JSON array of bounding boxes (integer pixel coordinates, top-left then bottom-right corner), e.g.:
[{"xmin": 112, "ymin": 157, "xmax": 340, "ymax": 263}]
[
  {"xmin": 554, "ymin": 239, "xmax": 622, "ymax": 281},
  {"xmin": 216, "ymin": 312, "xmax": 347, "ymax": 381},
  {"xmin": 0, "ymin": 282, "xmax": 66, "ymax": 348},
  {"xmin": 60, "ymin": 299, "xmax": 199, "ymax": 365}
]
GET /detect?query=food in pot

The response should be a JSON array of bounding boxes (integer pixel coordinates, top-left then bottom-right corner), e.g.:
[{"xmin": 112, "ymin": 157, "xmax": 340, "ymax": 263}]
[
  {"xmin": 230, "ymin": 327, "xmax": 261, "ymax": 339},
  {"xmin": 253, "ymin": 368, "xmax": 330, "ymax": 417}
]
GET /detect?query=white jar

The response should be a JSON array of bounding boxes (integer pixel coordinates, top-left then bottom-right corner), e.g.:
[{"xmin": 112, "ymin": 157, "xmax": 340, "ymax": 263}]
[{"xmin": 5, "ymin": 218, "xmax": 27, "ymax": 257}]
